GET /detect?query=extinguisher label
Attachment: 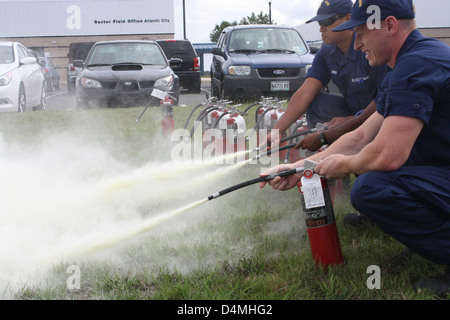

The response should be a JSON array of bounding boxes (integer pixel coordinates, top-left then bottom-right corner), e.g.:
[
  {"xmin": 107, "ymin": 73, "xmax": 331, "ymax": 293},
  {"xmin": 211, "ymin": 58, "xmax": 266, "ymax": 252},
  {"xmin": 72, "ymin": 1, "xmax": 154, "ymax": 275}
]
[{"xmin": 301, "ymin": 174, "xmax": 325, "ymax": 209}]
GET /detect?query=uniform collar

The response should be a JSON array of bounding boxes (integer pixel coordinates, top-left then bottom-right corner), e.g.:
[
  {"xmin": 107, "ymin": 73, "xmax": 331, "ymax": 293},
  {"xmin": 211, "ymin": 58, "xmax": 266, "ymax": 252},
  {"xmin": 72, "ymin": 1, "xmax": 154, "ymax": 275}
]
[
  {"xmin": 329, "ymin": 32, "xmax": 358, "ymax": 61},
  {"xmin": 396, "ymin": 29, "xmax": 423, "ymax": 63}
]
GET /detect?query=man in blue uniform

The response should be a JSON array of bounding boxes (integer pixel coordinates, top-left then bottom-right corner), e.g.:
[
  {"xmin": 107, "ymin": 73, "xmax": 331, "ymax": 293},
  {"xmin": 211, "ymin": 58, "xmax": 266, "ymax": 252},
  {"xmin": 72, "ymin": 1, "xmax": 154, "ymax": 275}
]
[
  {"xmin": 261, "ymin": 0, "xmax": 450, "ymax": 296},
  {"xmin": 265, "ymin": 0, "xmax": 387, "ymax": 147}
]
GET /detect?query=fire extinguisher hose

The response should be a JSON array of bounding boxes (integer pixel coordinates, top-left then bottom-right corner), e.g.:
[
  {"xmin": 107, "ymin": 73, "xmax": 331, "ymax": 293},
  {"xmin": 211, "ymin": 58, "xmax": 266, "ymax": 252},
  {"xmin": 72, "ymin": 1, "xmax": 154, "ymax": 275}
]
[{"xmin": 208, "ymin": 167, "xmax": 304, "ymax": 201}]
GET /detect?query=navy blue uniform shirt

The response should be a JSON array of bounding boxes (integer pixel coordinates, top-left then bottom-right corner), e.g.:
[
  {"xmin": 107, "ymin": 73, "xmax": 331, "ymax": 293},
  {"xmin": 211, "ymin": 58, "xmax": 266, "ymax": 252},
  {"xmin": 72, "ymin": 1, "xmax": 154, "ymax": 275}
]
[
  {"xmin": 307, "ymin": 33, "xmax": 387, "ymax": 114},
  {"xmin": 376, "ymin": 30, "xmax": 450, "ymax": 167}
]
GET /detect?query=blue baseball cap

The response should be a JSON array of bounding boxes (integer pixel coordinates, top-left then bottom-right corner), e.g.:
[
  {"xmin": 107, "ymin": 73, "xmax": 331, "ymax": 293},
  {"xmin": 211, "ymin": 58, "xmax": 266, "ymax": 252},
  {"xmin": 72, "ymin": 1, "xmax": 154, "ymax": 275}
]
[
  {"xmin": 333, "ymin": 0, "xmax": 415, "ymax": 31},
  {"xmin": 306, "ymin": 0, "xmax": 353, "ymax": 24}
]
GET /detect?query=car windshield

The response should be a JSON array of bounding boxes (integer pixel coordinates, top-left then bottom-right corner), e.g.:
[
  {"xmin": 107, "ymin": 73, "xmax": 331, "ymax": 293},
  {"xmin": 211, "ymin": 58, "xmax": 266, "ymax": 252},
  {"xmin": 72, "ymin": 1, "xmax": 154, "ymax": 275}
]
[
  {"xmin": 229, "ymin": 28, "xmax": 308, "ymax": 55},
  {"xmin": 87, "ymin": 42, "xmax": 167, "ymax": 67},
  {"xmin": 0, "ymin": 46, "xmax": 14, "ymax": 64}
]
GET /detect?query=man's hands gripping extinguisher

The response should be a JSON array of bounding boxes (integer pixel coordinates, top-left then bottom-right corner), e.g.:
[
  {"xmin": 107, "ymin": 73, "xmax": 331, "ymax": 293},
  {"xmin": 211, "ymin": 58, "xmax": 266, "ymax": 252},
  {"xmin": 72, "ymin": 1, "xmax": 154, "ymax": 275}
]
[
  {"xmin": 161, "ymin": 95, "xmax": 174, "ymax": 136},
  {"xmin": 298, "ymin": 160, "xmax": 344, "ymax": 269}
]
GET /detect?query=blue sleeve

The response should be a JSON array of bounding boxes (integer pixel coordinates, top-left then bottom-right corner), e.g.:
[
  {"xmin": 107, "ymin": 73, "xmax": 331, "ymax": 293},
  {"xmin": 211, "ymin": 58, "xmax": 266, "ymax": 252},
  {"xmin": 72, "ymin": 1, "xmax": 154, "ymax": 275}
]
[
  {"xmin": 382, "ymin": 56, "xmax": 442, "ymax": 124},
  {"xmin": 306, "ymin": 47, "xmax": 331, "ymax": 87}
]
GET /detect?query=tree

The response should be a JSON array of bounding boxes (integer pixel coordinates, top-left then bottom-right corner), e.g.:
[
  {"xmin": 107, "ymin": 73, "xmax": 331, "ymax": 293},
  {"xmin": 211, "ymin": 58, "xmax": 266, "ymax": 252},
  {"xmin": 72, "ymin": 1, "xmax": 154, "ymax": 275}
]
[
  {"xmin": 210, "ymin": 21, "xmax": 238, "ymax": 43},
  {"xmin": 210, "ymin": 12, "xmax": 274, "ymax": 43},
  {"xmin": 240, "ymin": 11, "xmax": 272, "ymax": 25}
]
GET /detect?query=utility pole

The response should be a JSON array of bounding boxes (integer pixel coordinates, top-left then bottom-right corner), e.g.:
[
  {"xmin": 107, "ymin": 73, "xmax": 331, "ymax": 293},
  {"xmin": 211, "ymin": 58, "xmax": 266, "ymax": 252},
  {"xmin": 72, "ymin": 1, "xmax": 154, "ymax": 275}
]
[
  {"xmin": 183, "ymin": 0, "xmax": 187, "ymax": 39},
  {"xmin": 268, "ymin": 0, "xmax": 272, "ymax": 25}
]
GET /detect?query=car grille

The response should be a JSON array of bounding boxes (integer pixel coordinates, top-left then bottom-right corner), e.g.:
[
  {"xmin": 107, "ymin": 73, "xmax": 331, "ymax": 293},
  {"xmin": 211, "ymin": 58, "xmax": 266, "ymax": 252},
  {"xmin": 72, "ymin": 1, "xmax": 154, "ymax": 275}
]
[
  {"xmin": 257, "ymin": 68, "xmax": 300, "ymax": 78},
  {"xmin": 101, "ymin": 81, "xmax": 155, "ymax": 91}
]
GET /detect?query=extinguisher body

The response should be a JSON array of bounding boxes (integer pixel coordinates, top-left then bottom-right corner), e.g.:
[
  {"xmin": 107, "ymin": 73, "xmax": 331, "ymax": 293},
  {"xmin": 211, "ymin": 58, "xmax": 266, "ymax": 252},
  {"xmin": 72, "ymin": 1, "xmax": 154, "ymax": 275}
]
[
  {"xmin": 161, "ymin": 96, "xmax": 174, "ymax": 136},
  {"xmin": 297, "ymin": 173, "xmax": 344, "ymax": 268}
]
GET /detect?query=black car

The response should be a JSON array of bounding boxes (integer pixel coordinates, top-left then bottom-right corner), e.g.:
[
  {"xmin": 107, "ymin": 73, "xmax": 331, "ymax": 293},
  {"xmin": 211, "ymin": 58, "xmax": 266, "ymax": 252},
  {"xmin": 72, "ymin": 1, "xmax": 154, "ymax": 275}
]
[
  {"xmin": 67, "ymin": 42, "xmax": 95, "ymax": 95},
  {"xmin": 156, "ymin": 39, "xmax": 201, "ymax": 93},
  {"xmin": 74, "ymin": 40, "xmax": 180, "ymax": 109},
  {"xmin": 211, "ymin": 25, "xmax": 315, "ymax": 101}
]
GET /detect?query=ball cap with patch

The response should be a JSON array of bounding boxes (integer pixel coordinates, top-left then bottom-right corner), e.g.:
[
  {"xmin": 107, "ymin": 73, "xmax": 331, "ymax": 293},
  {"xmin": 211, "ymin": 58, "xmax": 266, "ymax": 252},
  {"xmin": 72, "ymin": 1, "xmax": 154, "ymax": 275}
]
[
  {"xmin": 306, "ymin": 0, "xmax": 353, "ymax": 24},
  {"xmin": 332, "ymin": 0, "xmax": 415, "ymax": 31}
]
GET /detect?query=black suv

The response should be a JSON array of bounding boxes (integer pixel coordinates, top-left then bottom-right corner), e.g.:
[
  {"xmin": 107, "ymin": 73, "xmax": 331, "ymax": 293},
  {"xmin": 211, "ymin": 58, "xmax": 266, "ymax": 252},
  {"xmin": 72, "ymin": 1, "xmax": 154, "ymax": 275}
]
[
  {"xmin": 156, "ymin": 39, "xmax": 201, "ymax": 93},
  {"xmin": 211, "ymin": 25, "xmax": 315, "ymax": 101}
]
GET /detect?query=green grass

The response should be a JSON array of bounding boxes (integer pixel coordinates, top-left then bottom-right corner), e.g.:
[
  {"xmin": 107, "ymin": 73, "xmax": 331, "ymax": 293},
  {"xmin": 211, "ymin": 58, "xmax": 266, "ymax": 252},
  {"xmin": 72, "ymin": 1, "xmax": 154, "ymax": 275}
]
[{"xmin": 0, "ymin": 104, "xmax": 447, "ymax": 301}]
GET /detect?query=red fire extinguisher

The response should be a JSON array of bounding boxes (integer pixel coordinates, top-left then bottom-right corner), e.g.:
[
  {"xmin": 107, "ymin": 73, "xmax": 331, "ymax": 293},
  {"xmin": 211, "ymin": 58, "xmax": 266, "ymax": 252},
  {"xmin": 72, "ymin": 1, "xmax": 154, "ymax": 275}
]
[
  {"xmin": 297, "ymin": 161, "xmax": 344, "ymax": 269},
  {"xmin": 161, "ymin": 95, "xmax": 174, "ymax": 136}
]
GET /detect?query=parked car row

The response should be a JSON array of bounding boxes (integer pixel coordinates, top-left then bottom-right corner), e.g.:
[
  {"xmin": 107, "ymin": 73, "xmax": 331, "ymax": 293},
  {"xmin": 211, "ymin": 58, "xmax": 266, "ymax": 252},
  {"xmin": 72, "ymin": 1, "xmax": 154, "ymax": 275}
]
[
  {"xmin": 0, "ymin": 41, "xmax": 46, "ymax": 112},
  {"xmin": 1, "ymin": 25, "xmax": 316, "ymax": 112}
]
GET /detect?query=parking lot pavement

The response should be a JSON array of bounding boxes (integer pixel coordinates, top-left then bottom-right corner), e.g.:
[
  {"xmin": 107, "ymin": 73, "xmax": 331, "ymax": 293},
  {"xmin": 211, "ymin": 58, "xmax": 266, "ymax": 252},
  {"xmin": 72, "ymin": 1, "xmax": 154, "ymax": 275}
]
[{"xmin": 46, "ymin": 79, "xmax": 212, "ymax": 111}]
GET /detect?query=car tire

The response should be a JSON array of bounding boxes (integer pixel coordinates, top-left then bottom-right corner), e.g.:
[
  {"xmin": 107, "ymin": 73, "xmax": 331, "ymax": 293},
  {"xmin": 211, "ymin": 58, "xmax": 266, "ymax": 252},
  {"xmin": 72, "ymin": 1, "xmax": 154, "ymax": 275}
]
[
  {"xmin": 35, "ymin": 82, "xmax": 47, "ymax": 111},
  {"xmin": 18, "ymin": 85, "xmax": 26, "ymax": 112},
  {"xmin": 189, "ymin": 77, "xmax": 201, "ymax": 94},
  {"xmin": 67, "ymin": 81, "xmax": 75, "ymax": 95},
  {"xmin": 211, "ymin": 76, "xmax": 221, "ymax": 98}
]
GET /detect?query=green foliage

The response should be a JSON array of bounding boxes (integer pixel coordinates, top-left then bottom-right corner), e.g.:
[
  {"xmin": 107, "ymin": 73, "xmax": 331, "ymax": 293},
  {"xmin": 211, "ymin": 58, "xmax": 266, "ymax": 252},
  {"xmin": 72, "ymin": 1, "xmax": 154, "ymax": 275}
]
[{"xmin": 210, "ymin": 11, "xmax": 273, "ymax": 42}]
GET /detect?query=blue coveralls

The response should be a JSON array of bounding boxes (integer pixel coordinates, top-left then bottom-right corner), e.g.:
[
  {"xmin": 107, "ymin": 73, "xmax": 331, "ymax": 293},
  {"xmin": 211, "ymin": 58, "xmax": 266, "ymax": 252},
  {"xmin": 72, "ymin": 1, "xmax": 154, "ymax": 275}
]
[
  {"xmin": 351, "ymin": 30, "xmax": 450, "ymax": 266},
  {"xmin": 305, "ymin": 33, "xmax": 387, "ymax": 128}
]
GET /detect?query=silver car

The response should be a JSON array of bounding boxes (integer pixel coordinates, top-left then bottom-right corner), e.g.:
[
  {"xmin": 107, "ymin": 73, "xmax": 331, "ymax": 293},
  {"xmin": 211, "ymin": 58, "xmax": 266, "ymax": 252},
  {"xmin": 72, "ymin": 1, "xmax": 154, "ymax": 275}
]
[{"xmin": 0, "ymin": 41, "xmax": 46, "ymax": 112}]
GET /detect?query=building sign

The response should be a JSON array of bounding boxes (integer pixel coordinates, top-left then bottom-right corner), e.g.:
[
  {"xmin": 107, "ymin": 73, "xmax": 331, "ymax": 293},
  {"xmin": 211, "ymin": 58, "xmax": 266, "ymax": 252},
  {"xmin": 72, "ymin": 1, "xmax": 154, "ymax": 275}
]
[{"xmin": 0, "ymin": 0, "xmax": 174, "ymax": 37}]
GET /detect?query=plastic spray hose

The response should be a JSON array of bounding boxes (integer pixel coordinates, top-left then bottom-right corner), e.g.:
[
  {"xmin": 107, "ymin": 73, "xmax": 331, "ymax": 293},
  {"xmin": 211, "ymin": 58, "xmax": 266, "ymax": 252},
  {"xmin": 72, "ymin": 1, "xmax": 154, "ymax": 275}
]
[{"xmin": 208, "ymin": 167, "xmax": 304, "ymax": 201}]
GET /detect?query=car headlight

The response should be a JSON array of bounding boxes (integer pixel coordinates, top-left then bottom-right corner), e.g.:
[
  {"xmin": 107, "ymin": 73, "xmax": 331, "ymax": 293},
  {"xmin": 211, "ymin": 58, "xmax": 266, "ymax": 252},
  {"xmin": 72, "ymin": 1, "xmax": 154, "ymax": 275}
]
[
  {"xmin": 228, "ymin": 65, "xmax": 251, "ymax": 76},
  {"xmin": 304, "ymin": 64, "xmax": 312, "ymax": 75},
  {"xmin": 81, "ymin": 77, "xmax": 102, "ymax": 88},
  {"xmin": 155, "ymin": 75, "xmax": 174, "ymax": 87},
  {"xmin": 0, "ymin": 72, "xmax": 12, "ymax": 86}
]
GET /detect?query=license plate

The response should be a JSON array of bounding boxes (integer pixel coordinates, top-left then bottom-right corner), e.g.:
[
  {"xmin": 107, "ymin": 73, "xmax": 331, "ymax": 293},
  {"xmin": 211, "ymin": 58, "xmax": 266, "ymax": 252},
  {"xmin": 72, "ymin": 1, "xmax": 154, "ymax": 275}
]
[{"xmin": 271, "ymin": 81, "xmax": 289, "ymax": 91}]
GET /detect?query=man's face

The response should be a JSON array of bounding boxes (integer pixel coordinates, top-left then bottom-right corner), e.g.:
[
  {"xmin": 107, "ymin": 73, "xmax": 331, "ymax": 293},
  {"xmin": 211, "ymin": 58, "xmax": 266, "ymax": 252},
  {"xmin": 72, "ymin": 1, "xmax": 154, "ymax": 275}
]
[
  {"xmin": 354, "ymin": 22, "xmax": 391, "ymax": 67},
  {"xmin": 319, "ymin": 14, "xmax": 351, "ymax": 45}
]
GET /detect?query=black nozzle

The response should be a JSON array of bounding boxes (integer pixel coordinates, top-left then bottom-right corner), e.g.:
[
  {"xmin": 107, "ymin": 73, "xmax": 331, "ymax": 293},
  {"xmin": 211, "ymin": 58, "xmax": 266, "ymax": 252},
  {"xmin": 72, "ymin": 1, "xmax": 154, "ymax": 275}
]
[{"xmin": 208, "ymin": 167, "xmax": 304, "ymax": 201}]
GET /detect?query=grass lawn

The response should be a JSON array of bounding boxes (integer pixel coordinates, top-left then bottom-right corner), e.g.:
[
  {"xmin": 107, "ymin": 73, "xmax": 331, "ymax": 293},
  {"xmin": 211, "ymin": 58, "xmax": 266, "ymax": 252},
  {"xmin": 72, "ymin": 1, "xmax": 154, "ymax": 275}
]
[{"xmin": 0, "ymin": 103, "xmax": 446, "ymax": 301}]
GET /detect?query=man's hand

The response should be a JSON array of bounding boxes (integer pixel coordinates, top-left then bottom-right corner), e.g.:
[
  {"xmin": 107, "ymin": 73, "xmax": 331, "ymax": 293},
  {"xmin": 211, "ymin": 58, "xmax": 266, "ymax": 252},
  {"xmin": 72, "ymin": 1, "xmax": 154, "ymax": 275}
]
[
  {"xmin": 295, "ymin": 133, "xmax": 323, "ymax": 152},
  {"xmin": 314, "ymin": 154, "xmax": 350, "ymax": 180},
  {"xmin": 259, "ymin": 164, "xmax": 302, "ymax": 191}
]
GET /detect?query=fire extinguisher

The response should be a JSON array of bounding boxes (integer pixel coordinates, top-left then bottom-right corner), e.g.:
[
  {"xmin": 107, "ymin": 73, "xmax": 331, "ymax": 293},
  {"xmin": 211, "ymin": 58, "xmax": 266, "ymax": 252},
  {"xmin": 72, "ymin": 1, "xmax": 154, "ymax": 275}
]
[
  {"xmin": 297, "ymin": 160, "xmax": 344, "ymax": 269},
  {"xmin": 161, "ymin": 95, "xmax": 174, "ymax": 136}
]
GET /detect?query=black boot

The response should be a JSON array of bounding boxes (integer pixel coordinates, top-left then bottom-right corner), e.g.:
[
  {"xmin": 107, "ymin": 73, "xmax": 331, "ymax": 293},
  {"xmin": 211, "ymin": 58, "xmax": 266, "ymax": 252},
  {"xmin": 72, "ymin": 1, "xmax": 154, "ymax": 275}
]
[
  {"xmin": 414, "ymin": 266, "xmax": 450, "ymax": 297},
  {"xmin": 343, "ymin": 212, "xmax": 374, "ymax": 226}
]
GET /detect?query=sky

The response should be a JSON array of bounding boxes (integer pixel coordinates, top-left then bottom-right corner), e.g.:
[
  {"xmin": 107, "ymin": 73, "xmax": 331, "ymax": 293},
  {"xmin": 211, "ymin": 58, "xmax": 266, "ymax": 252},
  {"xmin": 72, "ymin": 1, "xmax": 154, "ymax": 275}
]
[
  {"xmin": 172, "ymin": 0, "xmax": 323, "ymax": 43},
  {"xmin": 171, "ymin": 0, "xmax": 450, "ymax": 43}
]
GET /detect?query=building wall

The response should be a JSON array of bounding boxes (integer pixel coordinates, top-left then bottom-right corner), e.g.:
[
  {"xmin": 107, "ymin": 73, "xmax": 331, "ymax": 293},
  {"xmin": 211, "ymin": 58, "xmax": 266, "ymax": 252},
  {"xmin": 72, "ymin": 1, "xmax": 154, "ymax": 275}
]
[
  {"xmin": 0, "ymin": 0, "xmax": 175, "ymax": 84},
  {"xmin": 419, "ymin": 28, "xmax": 450, "ymax": 46}
]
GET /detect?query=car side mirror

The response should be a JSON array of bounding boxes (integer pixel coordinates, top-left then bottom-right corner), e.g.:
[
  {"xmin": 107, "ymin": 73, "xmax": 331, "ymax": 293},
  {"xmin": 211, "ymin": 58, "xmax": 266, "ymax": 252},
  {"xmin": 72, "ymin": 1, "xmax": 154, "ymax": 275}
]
[
  {"xmin": 309, "ymin": 46, "xmax": 320, "ymax": 54},
  {"xmin": 211, "ymin": 47, "xmax": 227, "ymax": 59},
  {"xmin": 73, "ymin": 60, "xmax": 84, "ymax": 68}
]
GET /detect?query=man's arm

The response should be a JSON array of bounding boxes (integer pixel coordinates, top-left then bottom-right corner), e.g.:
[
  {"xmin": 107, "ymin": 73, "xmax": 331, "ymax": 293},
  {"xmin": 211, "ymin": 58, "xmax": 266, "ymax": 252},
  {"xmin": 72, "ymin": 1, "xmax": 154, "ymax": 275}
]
[
  {"xmin": 260, "ymin": 111, "xmax": 384, "ymax": 190},
  {"xmin": 315, "ymin": 115, "xmax": 425, "ymax": 179},
  {"xmin": 262, "ymin": 77, "xmax": 323, "ymax": 147},
  {"xmin": 295, "ymin": 100, "xmax": 377, "ymax": 152}
]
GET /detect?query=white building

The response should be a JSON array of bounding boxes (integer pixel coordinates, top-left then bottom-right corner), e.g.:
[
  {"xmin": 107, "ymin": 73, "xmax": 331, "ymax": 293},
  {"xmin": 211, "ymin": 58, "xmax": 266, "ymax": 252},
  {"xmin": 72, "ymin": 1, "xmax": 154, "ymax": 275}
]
[{"xmin": 0, "ymin": 0, "xmax": 175, "ymax": 84}]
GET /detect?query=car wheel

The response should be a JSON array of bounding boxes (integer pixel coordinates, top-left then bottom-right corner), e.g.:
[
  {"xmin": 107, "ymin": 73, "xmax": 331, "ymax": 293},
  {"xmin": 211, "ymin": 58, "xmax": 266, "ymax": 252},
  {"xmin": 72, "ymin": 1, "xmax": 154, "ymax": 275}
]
[
  {"xmin": 37, "ymin": 82, "xmax": 47, "ymax": 111},
  {"xmin": 18, "ymin": 85, "xmax": 26, "ymax": 112},
  {"xmin": 67, "ymin": 82, "xmax": 75, "ymax": 95},
  {"xmin": 189, "ymin": 77, "xmax": 201, "ymax": 94},
  {"xmin": 211, "ymin": 77, "xmax": 221, "ymax": 98}
]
